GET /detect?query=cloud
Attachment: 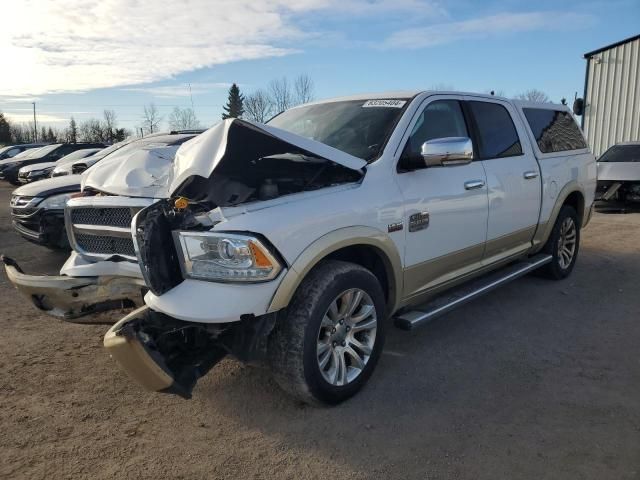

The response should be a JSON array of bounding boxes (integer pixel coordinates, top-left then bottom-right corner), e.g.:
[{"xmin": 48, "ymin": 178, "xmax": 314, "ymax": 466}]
[
  {"xmin": 4, "ymin": 112, "xmax": 68, "ymax": 124},
  {"xmin": 382, "ymin": 11, "xmax": 597, "ymax": 49},
  {"xmin": 0, "ymin": 0, "xmax": 444, "ymax": 96},
  {"xmin": 123, "ymin": 82, "xmax": 233, "ymax": 98}
]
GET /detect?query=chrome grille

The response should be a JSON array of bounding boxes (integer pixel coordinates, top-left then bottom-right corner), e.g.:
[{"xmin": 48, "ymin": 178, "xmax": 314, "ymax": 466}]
[
  {"xmin": 71, "ymin": 207, "xmax": 133, "ymax": 228},
  {"xmin": 74, "ymin": 233, "xmax": 136, "ymax": 258},
  {"xmin": 67, "ymin": 203, "xmax": 147, "ymax": 260}
]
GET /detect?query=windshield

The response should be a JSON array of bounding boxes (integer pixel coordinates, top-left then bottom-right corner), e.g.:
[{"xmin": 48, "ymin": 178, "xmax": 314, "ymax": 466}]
[
  {"xmin": 267, "ymin": 99, "xmax": 408, "ymax": 161},
  {"xmin": 599, "ymin": 144, "xmax": 640, "ymax": 163},
  {"xmin": 13, "ymin": 146, "xmax": 46, "ymax": 159},
  {"xmin": 56, "ymin": 148, "xmax": 102, "ymax": 164},
  {"xmin": 22, "ymin": 143, "xmax": 61, "ymax": 159}
]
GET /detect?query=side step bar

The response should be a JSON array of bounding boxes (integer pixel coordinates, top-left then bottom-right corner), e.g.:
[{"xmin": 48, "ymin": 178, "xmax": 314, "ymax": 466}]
[{"xmin": 394, "ymin": 254, "xmax": 552, "ymax": 331}]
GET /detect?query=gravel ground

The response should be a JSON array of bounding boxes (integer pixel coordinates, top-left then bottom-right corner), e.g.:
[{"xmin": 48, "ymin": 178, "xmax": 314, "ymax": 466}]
[{"xmin": 0, "ymin": 182, "xmax": 639, "ymax": 480}]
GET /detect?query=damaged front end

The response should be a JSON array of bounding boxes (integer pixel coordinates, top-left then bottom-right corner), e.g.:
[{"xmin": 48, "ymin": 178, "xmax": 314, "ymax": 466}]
[
  {"xmin": 2, "ymin": 255, "xmax": 145, "ymax": 321},
  {"xmin": 104, "ymin": 306, "xmax": 277, "ymax": 398},
  {"xmin": 595, "ymin": 180, "xmax": 640, "ymax": 210}
]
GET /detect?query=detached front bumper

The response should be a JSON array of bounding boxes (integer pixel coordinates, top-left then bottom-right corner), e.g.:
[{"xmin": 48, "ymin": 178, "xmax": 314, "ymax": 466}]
[
  {"xmin": 104, "ymin": 306, "xmax": 228, "ymax": 398},
  {"xmin": 2, "ymin": 256, "xmax": 146, "ymax": 321}
]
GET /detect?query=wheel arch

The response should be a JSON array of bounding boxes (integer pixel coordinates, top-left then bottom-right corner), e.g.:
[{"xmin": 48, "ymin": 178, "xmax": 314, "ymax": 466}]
[
  {"xmin": 533, "ymin": 183, "xmax": 586, "ymax": 251},
  {"xmin": 268, "ymin": 226, "xmax": 403, "ymax": 315}
]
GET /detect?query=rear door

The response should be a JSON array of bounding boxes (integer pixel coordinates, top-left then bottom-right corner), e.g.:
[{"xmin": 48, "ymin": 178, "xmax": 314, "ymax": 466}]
[{"xmin": 464, "ymin": 98, "xmax": 541, "ymax": 263}]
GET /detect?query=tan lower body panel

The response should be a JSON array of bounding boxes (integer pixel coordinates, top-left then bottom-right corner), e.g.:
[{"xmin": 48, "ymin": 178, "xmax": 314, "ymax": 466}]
[
  {"xmin": 103, "ymin": 306, "xmax": 174, "ymax": 392},
  {"xmin": 401, "ymin": 226, "xmax": 536, "ymax": 308}
]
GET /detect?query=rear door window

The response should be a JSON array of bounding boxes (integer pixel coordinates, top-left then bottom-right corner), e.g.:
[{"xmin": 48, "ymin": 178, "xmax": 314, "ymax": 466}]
[
  {"xmin": 468, "ymin": 101, "xmax": 523, "ymax": 159},
  {"xmin": 523, "ymin": 108, "xmax": 587, "ymax": 153}
]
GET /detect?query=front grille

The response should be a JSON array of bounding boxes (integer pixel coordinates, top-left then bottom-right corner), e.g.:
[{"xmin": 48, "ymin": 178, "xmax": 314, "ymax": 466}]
[
  {"xmin": 12, "ymin": 207, "xmax": 38, "ymax": 217},
  {"xmin": 74, "ymin": 233, "xmax": 136, "ymax": 258},
  {"xmin": 71, "ymin": 207, "xmax": 133, "ymax": 228}
]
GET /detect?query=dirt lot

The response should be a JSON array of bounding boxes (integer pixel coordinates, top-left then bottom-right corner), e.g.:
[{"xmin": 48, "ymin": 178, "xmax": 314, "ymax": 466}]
[{"xmin": 0, "ymin": 182, "xmax": 639, "ymax": 480}]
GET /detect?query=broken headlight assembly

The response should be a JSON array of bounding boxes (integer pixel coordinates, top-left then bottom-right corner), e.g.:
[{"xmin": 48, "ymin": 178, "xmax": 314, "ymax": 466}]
[{"xmin": 173, "ymin": 232, "xmax": 282, "ymax": 282}]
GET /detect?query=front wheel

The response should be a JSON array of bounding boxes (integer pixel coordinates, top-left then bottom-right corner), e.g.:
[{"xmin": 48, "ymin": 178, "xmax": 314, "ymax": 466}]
[
  {"xmin": 539, "ymin": 205, "xmax": 580, "ymax": 280},
  {"xmin": 268, "ymin": 260, "xmax": 386, "ymax": 405}
]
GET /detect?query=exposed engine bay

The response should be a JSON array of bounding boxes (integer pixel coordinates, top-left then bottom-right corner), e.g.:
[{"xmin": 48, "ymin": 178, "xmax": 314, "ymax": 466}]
[
  {"xmin": 171, "ymin": 119, "xmax": 364, "ymax": 209},
  {"xmin": 596, "ymin": 181, "xmax": 640, "ymax": 209}
]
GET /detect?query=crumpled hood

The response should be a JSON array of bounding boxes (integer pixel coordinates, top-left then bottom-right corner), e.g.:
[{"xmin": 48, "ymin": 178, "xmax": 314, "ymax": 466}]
[
  {"xmin": 82, "ymin": 145, "xmax": 180, "ymax": 198},
  {"xmin": 597, "ymin": 162, "xmax": 640, "ymax": 182},
  {"xmin": 169, "ymin": 118, "xmax": 367, "ymax": 195}
]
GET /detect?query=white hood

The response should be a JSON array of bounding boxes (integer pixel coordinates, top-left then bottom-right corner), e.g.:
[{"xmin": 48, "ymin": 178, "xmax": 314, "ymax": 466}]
[
  {"xmin": 82, "ymin": 145, "xmax": 180, "ymax": 198},
  {"xmin": 597, "ymin": 162, "xmax": 640, "ymax": 182},
  {"xmin": 169, "ymin": 118, "xmax": 367, "ymax": 195}
]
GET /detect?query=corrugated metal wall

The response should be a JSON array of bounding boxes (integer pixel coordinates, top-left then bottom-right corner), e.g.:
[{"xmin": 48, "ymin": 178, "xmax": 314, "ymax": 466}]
[{"xmin": 583, "ymin": 37, "xmax": 640, "ymax": 157}]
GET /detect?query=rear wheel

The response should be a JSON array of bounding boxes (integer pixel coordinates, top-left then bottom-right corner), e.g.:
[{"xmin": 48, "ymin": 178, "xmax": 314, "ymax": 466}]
[
  {"xmin": 539, "ymin": 205, "xmax": 580, "ymax": 279},
  {"xmin": 268, "ymin": 260, "xmax": 386, "ymax": 405}
]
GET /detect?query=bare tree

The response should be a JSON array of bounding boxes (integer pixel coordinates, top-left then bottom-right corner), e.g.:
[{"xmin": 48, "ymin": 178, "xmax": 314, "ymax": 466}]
[
  {"xmin": 103, "ymin": 109, "xmax": 117, "ymax": 142},
  {"xmin": 78, "ymin": 119, "xmax": 105, "ymax": 142},
  {"xmin": 142, "ymin": 103, "xmax": 163, "ymax": 134},
  {"xmin": 168, "ymin": 107, "xmax": 200, "ymax": 130},
  {"xmin": 514, "ymin": 89, "xmax": 550, "ymax": 103},
  {"xmin": 268, "ymin": 77, "xmax": 293, "ymax": 114},
  {"xmin": 244, "ymin": 89, "xmax": 274, "ymax": 123},
  {"xmin": 294, "ymin": 74, "xmax": 315, "ymax": 105}
]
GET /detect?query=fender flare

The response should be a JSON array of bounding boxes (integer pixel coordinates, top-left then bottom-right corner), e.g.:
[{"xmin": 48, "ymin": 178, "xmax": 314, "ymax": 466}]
[
  {"xmin": 267, "ymin": 226, "xmax": 403, "ymax": 314},
  {"xmin": 532, "ymin": 181, "xmax": 586, "ymax": 251}
]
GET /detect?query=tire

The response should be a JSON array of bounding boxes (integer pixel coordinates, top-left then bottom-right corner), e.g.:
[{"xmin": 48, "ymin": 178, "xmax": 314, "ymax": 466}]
[
  {"xmin": 268, "ymin": 260, "xmax": 386, "ymax": 405},
  {"xmin": 539, "ymin": 205, "xmax": 580, "ymax": 280}
]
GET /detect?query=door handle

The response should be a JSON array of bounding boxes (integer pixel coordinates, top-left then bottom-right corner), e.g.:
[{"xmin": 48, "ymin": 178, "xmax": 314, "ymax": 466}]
[
  {"xmin": 523, "ymin": 171, "xmax": 539, "ymax": 180},
  {"xmin": 464, "ymin": 180, "xmax": 485, "ymax": 190}
]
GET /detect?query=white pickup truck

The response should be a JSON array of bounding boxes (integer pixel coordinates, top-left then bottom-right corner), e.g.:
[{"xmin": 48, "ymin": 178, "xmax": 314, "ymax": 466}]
[{"xmin": 4, "ymin": 91, "xmax": 596, "ymax": 404}]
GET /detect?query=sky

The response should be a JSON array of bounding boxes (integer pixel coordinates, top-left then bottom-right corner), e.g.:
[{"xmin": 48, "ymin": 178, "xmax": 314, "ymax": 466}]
[{"xmin": 0, "ymin": 0, "xmax": 638, "ymax": 133}]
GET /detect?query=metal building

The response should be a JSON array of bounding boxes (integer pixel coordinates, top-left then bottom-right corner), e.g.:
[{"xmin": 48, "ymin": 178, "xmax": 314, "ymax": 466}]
[{"xmin": 582, "ymin": 34, "xmax": 640, "ymax": 157}]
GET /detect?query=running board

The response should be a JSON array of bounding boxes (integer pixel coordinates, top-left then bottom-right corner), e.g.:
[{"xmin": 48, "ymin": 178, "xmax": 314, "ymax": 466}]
[{"xmin": 393, "ymin": 254, "xmax": 552, "ymax": 331}]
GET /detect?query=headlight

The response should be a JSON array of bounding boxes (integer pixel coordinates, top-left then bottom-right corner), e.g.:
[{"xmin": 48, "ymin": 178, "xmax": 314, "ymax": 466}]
[
  {"xmin": 173, "ymin": 232, "xmax": 282, "ymax": 282},
  {"xmin": 39, "ymin": 193, "xmax": 74, "ymax": 209}
]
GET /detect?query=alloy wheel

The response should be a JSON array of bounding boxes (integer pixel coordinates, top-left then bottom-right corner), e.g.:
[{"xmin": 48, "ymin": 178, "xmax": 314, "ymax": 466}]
[
  {"xmin": 316, "ymin": 288, "xmax": 378, "ymax": 386},
  {"xmin": 557, "ymin": 217, "xmax": 577, "ymax": 269}
]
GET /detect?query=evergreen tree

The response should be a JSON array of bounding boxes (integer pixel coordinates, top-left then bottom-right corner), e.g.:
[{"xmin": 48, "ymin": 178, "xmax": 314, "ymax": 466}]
[
  {"xmin": 68, "ymin": 117, "xmax": 78, "ymax": 143},
  {"xmin": 41, "ymin": 126, "xmax": 47, "ymax": 142},
  {"xmin": 222, "ymin": 83, "xmax": 245, "ymax": 119},
  {"xmin": 0, "ymin": 112, "xmax": 11, "ymax": 145},
  {"xmin": 47, "ymin": 127, "xmax": 55, "ymax": 142}
]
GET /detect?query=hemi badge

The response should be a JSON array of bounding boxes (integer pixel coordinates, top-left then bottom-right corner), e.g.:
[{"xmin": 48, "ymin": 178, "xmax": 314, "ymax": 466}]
[
  {"xmin": 388, "ymin": 222, "xmax": 403, "ymax": 233},
  {"xmin": 409, "ymin": 212, "xmax": 430, "ymax": 232}
]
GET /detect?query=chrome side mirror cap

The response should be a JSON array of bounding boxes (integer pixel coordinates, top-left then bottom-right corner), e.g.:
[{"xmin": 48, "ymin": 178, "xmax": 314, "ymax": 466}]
[{"xmin": 421, "ymin": 137, "xmax": 474, "ymax": 167}]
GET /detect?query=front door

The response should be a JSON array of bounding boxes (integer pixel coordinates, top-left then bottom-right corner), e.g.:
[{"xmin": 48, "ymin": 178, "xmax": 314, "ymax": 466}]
[{"xmin": 394, "ymin": 96, "xmax": 489, "ymax": 300}]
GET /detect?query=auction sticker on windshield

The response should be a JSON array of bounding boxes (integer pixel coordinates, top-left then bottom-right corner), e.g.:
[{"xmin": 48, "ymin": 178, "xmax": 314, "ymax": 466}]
[{"xmin": 362, "ymin": 99, "xmax": 406, "ymax": 108}]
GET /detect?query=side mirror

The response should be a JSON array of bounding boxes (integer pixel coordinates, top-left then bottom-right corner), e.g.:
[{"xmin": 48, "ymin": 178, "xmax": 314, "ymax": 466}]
[
  {"xmin": 573, "ymin": 98, "xmax": 584, "ymax": 116},
  {"xmin": 421, "ymin": 137, "xmax": 473, "ymax": 167}
]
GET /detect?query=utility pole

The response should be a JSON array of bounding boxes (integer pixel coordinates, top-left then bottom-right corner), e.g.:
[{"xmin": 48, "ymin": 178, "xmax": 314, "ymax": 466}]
[
  {"xmin": 32, "ymin": 102, "xmax": 37, "ymax": 142},
  {"xmin": 188, "ymin": 83, "xmax": 195, "ymax": 113}
]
